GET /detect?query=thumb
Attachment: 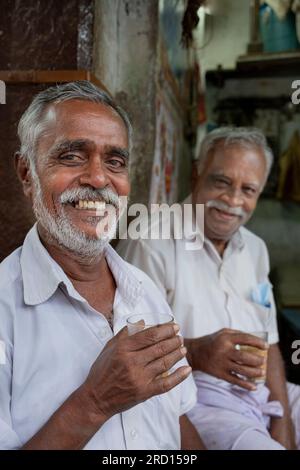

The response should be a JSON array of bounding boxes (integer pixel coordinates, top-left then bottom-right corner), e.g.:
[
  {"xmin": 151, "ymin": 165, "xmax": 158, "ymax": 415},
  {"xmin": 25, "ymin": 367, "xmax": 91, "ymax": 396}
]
[{"xmin": 115, "ymin": 325, "xmax": 129, "ymax": 338}]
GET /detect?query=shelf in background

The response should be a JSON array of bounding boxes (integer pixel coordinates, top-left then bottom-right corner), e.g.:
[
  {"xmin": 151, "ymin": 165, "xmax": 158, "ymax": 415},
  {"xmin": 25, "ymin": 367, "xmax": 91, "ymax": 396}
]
[{"xmin": 207, "ymin": 51, "xmax": 300, "ymax": 83}]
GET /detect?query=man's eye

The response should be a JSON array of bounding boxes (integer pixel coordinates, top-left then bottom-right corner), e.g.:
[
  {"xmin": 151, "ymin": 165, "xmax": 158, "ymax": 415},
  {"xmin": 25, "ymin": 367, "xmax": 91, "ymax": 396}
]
[
  {"xmin": 59, "ymin": 154, "xmax": 81, "ymax": 161},
  {"xmin": 107, "ymin": 158, "xmax": 125, "ymax": 168},
  {"xmin": 243, "ymin": 186, "xmax": 256, "ymax": 195},
  {"xmin": 215, "ymin": 178, "xmax": 229, "ymax": 187}
]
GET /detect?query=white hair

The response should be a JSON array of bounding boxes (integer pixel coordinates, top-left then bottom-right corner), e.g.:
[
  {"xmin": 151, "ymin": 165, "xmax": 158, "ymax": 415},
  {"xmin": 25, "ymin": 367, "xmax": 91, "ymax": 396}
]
[
  {"xmin": 197, "ymin": 127, "xmax": 274, "ymax": 186},
  {"xmin": 17, "ymin": 80, "xmax": 132, "ymax": 169}
]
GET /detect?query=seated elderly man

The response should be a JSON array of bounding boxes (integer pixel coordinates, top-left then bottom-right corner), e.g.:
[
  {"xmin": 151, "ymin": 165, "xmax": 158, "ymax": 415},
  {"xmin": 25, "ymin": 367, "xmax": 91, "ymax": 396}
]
[
  {"xmin": 0, "ymin": 81, "xmax": 204, "ymax": 450},
  {"xmin": 118, "ymin": 127, "xmax": 300, "ymax": 450}
]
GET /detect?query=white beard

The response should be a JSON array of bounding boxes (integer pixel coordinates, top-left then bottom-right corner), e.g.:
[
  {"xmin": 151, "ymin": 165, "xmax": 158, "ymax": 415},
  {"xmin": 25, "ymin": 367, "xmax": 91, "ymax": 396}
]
[{"xmin": 31, "ymin": 175, "xmax": 119, "ymax": 261}]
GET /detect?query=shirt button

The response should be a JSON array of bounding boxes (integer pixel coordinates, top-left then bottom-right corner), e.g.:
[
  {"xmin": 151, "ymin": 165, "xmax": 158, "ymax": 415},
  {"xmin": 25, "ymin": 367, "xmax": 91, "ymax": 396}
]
[{"xmin": 130, "ymin": 428, "xmax": 138, "ymax": 439}]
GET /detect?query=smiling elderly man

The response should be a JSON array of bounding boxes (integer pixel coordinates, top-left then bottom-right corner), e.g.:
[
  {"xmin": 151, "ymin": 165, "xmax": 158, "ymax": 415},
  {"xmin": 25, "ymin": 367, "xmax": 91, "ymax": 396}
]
[
  {"xmin": 119, "ymin": 127, "xmax": 300, "ymax": 450},
  {"xmin": 0, "ymin": 81, "xmax": 204, "ymax": 450}
]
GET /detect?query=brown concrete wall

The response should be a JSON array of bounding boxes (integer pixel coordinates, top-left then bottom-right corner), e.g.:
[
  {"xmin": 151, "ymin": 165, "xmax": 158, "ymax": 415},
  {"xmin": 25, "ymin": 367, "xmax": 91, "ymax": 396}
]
[{"xmin": 0, "ymin": 0, "xmax": 94, "ymax": 260}]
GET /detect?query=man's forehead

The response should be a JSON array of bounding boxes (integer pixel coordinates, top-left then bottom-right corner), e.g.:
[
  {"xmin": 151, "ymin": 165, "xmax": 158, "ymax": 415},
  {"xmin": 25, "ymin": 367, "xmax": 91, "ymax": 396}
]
[
  {"xmin": 208, "ymin": 142, "xmax": 265, "ymax": 169},
  {"xmin": 37, "ymin": 100, "xmax": 128, "ymax": 151},
  {"xmin": 44, "ymin": 99, "xmax": 125, "ymax": 126}
]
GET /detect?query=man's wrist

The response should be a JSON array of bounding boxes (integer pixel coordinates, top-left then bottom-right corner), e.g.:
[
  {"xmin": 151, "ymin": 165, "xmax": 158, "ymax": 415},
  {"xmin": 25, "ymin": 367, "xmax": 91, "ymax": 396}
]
[
  {"xmin": 74, "ymin": 383, "xmax": 109, "ymax": 432},
  {"xmin": 185, "ymin": 338, "xmax": 199, "ymax": 370}
]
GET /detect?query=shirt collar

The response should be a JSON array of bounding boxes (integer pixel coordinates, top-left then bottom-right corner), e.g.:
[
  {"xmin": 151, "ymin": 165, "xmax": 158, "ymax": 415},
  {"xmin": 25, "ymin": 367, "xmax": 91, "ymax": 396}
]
[
  {"xmin": 20, "ymin": 224, "xmax": 143, "ymax": 309},
  {"xmin": 104, "ymin": 244, "xmax": 144, "ymax": 310},
  {"xmin": 204, "ymin": 228, "xmax": 245, "ymax": 263},
  {"xmin": 229, "ymin": 228, "xmax": 245, "ymax": 251}
]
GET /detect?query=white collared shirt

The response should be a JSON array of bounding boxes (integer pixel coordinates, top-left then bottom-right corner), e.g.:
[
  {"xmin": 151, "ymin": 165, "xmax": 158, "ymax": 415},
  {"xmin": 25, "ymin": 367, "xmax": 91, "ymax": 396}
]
[
  {"xmin": 117, "ymin": 195, "xmax": 279, "ymax": 344},
  {"xmin": 0, "ymin": 224, "xmax": 196, "ymax": 450}
]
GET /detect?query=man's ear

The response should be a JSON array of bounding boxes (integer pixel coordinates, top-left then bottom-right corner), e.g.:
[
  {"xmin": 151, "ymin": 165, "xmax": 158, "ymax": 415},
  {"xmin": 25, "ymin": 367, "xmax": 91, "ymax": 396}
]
[{"xmin": 14, "ymin": 152, "xmax": 34, "ymax": 199}]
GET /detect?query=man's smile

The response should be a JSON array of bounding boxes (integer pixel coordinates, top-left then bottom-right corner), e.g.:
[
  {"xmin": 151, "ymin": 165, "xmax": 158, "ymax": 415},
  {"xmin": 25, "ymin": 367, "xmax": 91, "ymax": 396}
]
[
  {"xmin": 75, "ymin": 200, "xmax": 106, "ymax": 210},
  {"xmin": 64, "ymin": 199, "xmax": 107, "ymax": 211},
  {"xmin": 210, "ymin": 207, "xmax": 240, "ymax": 222}
]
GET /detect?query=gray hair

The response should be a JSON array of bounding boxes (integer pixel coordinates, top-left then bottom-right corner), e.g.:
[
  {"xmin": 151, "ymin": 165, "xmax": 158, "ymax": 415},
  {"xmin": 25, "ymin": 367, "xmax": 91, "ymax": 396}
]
[
  {"xmin": 17, "ymin": 80, "xmax": 132, "ymax": 168},
  {"xmin": 197, "ymin": 127, "xmax": 274, "ymax": 186}
]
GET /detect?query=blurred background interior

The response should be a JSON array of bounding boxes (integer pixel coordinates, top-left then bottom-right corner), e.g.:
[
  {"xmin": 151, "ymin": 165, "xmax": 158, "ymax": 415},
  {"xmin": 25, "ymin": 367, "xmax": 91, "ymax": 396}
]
[{"xmin": 0, "ymin": 0, "xmax": 300, "ymax": 382}]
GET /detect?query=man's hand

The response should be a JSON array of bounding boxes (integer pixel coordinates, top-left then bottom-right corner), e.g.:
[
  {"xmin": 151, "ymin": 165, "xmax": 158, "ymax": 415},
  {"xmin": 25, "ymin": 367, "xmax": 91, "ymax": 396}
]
[
  {"xmin": 83, "ymin": 323, "xmax": 191, "ymax": 421},
  {"xmin": 186, "ymin": 328, "xmax": 269, "ymax": 391},
  {"xmin": 22, "ymin": 322, "xmax": 190, "ymax": 450}
]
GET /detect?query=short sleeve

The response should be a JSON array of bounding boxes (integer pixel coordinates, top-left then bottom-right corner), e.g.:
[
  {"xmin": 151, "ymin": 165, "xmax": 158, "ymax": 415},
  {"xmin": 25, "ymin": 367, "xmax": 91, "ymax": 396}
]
[
  {"xmin": 179, "ymin": 366, "xmax": 197, "ymax": 415},
  {"xmin": 258, "ymin": 241, "xmax": 279, "ymax": 345},
  {"xmin": 267, "ymin": 283, "xmax": 279, "ymax": 345}
]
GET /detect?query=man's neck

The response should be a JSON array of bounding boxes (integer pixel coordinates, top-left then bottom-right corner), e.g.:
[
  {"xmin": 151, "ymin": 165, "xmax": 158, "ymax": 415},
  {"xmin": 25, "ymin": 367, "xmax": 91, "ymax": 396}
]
[{"xmin": 209, "ymin": 238, "xmax": 227, "ymax": 257}]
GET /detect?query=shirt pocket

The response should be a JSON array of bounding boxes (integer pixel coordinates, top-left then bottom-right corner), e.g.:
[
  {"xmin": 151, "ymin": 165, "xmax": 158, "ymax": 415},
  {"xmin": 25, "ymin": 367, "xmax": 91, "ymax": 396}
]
[{"xmin": 242, "ymin": 299, "xmax": 273, "ymax": 334}]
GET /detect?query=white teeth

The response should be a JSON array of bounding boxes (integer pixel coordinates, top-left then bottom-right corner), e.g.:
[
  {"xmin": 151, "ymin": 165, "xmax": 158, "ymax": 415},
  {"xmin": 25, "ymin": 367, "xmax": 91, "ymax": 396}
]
[
  {"xmin": 95, "ymin": 201, "xmax": 106, "ymax": 211},
  {"xmin": 74, "ymin": 200, "xmax": 107, "ymax": 210}
]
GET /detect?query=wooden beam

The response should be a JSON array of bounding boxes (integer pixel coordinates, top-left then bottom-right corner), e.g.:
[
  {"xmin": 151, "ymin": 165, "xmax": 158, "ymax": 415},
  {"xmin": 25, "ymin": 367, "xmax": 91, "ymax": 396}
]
[
  {"xmin": 0, "ymin": 70, "xmax": 110, "ymax": 94},
  {"xmin": 247, "ymin": 0, "xmax": 263, "ymax": 54}
]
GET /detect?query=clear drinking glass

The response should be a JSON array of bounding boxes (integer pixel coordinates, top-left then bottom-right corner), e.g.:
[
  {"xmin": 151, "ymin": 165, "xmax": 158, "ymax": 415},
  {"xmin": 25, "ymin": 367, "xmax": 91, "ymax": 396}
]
[
  {"xmin": 239, "ymin": 331, "xmax": 269, "ymax": 384},
  {"xmin": 126, "ymin": 312, "xmax": 174, "ymax": 336},
  {"xmin": 126, "ymin": 312, "xmax": 175, "ymax": 377}
]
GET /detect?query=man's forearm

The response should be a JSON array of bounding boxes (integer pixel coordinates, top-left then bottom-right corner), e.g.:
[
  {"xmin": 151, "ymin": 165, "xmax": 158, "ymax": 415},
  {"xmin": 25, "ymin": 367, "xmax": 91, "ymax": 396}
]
[
  {"xmin": 266, "ymin": 344, "xmax": 296, "ymax": 449},
  {"xmin": 180, "ymin": 415, "xmax": 206, "ymax": 450},
  {"xmin": 22, "ymin": 384, "xmax": 106, "ymax": 450}
]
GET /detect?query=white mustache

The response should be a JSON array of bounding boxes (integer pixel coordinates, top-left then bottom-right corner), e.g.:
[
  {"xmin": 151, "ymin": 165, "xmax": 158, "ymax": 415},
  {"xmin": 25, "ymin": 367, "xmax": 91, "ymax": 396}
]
[
  {"xmin": 59, "ymin": 187, "xmax": 120, "ymax": 208},
  {"xmin": 206, "ymin": 200, "xmax": 247, "ymax": 218}
]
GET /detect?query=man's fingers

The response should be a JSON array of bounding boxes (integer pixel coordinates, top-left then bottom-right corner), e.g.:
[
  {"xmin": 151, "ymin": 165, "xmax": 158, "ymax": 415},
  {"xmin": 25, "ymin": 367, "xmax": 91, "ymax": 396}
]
[
  {"xmin": 230, "ymin": 349, "xmax": 266, "ymax": 367},
  {"xmin": 141, "ymin": 335, "xmax": 184, "ymax": 365},
  {"xmin": 147, "ymin": 346, "xmax": 187, "ymax": 376},
  {"xmin": 115, "ymin": 325, "xmax": 131, "ymax": 338},
  {"xmin": 232, "ymin": 333, "xmax": 268, "ymax": 350},
  {"xmin": 128, "ymin": 323, "xmax": 180, "ymax": 351},
  {"xmin": 230, "ymin": 361, "xmax": 265, "ymax": 380},
  {"xmin": 150, "ymin": 366, "xmax": 192, "ymax": 395},
  {"xmin": 225, "ymin": 372, "xmax": 257, "ymax": 391}
]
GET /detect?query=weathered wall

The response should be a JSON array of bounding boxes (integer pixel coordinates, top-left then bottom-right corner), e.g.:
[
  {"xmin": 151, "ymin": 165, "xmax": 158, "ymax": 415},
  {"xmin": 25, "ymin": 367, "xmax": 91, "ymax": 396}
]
[
  {"xmin": 0, "ymin": 0, "xmax": 94, "ymax": 260},
  {"xmin": 0, "ymin": 0, "xmax": 93, "ymax": 70},
  {"xmin": 93, "ymin": 0, "xmax": 159, "ymax": 205},
  {"xmin": 195, "ymin": 0, "xmax": 250, "ymax": 78}
]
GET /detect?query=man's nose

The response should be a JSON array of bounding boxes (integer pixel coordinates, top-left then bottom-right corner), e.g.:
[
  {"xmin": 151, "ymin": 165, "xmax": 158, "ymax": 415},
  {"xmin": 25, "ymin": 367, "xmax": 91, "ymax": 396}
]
[
  {"xmin": 221, "ymin": 187, "xmax": 244, "ymax": 207},
  {"xmin": 79, "ymin": 157, "xmax": 109, "ymax": 188}
]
